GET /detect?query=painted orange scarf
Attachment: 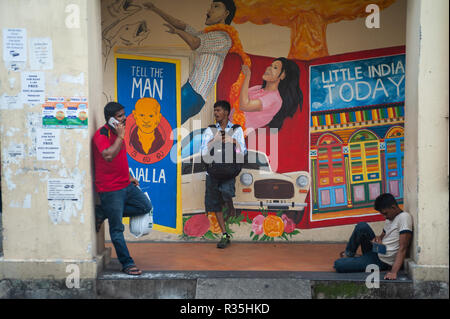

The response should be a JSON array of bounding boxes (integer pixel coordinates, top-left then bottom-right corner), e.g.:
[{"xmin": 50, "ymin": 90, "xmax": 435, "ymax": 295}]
[{"xmin": 204, "ymin": 24, "xmax": 250, "ymax": 133}]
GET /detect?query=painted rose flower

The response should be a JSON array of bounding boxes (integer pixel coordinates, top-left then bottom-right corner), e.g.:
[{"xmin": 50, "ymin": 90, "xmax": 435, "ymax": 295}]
[
  {"xmin": 251, "ymin": 214, "xmax": 265, "ymax": 235},
  {"xmin": 282, "ymin": 214, "xmax": 296, "ymax": 234},
  {"xmin": 183, "ymin": 214, "xmax": 210, "ymax": 237},
  {"xmin": 263, "ymin": 215, "xmax": 285, "ymax": 237}
]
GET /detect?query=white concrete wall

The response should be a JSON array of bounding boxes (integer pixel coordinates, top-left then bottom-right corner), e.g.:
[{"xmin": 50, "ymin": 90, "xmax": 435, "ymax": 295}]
[
  {"xmin": 0, "ymin": 0, "xmax": 104, "ymax": 279},
  {"xmin": 404, "ymin": 0, "xmax": 449, "ymax": 282}
]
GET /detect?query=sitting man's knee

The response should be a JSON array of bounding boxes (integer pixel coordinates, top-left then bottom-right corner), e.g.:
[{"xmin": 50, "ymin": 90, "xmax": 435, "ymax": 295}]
[
  {"xmin": 355, "ymin": 222, "xmax": 369, "ymax": 231},
  {"xmin": 334, "ymin": 259, "xmax": 346, "ymax": 273}
]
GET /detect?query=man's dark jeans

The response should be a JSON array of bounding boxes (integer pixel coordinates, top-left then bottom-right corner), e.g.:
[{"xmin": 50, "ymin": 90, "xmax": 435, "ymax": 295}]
[
  {"xmin": 96, "ymin": 184, "xmax": 151, "ymax": 270},
  {"xmin": 334, "ymin": 222, "xmax": 391, "ymax": 273}
]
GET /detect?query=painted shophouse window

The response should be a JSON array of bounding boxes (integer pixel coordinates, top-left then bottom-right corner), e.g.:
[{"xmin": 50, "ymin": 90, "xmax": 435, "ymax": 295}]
[
  {"xmin": 348, "ymin": 130, "xmax": 382, "ymax": 205},
  {"xmin": 316, "ymin": 134, "xmax": 347, "ymax": 208},
  {"xmin": 384, "ymin": 127, "xmax": 404, "ymax": 199}
]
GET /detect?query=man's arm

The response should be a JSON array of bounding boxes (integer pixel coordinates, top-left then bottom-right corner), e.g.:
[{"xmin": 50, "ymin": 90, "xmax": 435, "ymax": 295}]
[
  {"xmin": 143, "ymin": 2, "xmax": 186, "ymax": 30},
  {"xmin": 143, "ymin": 2, "xmax": 200, "ymax": 50},
  {"xmin": 101, "ymin": 123, "xmax": 125, "ymax": 162},
  {"xmin": 384, "ymin": 232, "xmax": 412, "ymax": 280},
  {"xmin": 165, "ymin": 25, "xmax": 201, "ymax": 51},
  {"xmin": 228, "ymin": 126, "xmax": 247, "ymax": 154}
]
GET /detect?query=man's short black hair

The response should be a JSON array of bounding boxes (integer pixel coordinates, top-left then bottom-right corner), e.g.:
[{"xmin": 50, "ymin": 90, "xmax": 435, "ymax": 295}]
[
  {"xmin": 214, "ymin": 100, "xmax": 231, "ymax": 114},
  {"xmin": 104, "ymin": 101, "xmax": 124, "ymax": 121},
  {"xmin": 374, "ymin": 193, "xmax": 398, "ymax": 212},
  {"xmin": 214, "ymin": 0, "xmax": 236, "ymax": 25}
]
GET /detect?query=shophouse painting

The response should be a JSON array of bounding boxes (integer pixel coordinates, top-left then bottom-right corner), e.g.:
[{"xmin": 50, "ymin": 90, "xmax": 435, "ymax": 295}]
[{"xmin": 308, "ymin": 47, "xmax": 405, "ymax": 228}]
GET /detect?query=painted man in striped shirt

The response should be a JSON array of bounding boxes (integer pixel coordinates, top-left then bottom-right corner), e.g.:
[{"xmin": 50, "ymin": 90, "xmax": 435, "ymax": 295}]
[{"xmin": 144, "ymin": 0, "xmax": 236, "ymax": 124}]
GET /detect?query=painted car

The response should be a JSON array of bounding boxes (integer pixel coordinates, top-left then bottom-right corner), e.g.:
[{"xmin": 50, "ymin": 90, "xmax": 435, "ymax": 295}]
[{"xmin": 181, "ymin": 150, "xmax": 310, "ymax": 216}]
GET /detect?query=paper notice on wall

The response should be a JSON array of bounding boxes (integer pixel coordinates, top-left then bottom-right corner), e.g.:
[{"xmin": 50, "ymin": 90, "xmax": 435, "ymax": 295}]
[
  {"xmin": 3, "ymin": 28, "xmax": 27, "ymax": 61},
  {"xmin": 29, "ymin": 37, "xmax": 53, "ymax": 70},
  {"xmin": 2, "ymin": 28, "xmax": 27, "ymax": 71},
  {"xmin": 42, "ymin": 96, "xmax": 88, "ymax": 128},
  {"xmin": 4, "ymin": 144, "xmax": 25, "ymax": 165},
  {"xmin": 47, "ymin": 179, "xmax": 78, "ymax": 201},
  {"xmin": 21, "ymin": 71, "xmax": 45, "ymax": 105},
  {"xmin": 0, "ymin": 93, "xmax": 24, "ymax": 110},
  {"xmin": 36, "ymin": 128, "xmax": 60, "ymax": 161}
]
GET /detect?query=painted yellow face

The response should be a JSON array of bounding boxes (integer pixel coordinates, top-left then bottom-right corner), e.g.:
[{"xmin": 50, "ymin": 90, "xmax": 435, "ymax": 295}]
[{"xmin": 133, "ymin": 98, "xmax": 162, "ymax": 134}]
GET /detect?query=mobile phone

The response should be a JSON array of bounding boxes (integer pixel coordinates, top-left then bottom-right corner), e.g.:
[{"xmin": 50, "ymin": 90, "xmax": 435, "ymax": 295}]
[
  {"xmin": 108, "ymin": 117, "xmax": 120, "ymax": 128},
  {"xmin": 372, "ymin": 242, "xmax": 387, "ymax": 254}
]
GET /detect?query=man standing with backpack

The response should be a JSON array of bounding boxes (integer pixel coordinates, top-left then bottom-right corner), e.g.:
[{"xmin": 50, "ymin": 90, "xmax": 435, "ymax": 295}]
[{"xmin": 201, "ymin": 100, "xmax": 247, "ymax": 248}]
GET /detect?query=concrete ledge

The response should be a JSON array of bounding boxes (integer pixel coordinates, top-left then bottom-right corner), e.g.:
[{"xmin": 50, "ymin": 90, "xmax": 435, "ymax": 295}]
[
  {"xmin": 0, "ymin": 257, "xmax": 103, "ymax": 280},
  {"xmin": 311, "ymin": 280, "xmax": 414, "ymax": 299},
  {"xmin": 0, "ymin": 278, "xmax": 96, "ymax": 298},
  {"xmin": 407, "ymin": 260, "xmax": 449, "ymax": 282},
  {"xmin": 95, "ymin": 269, "xmax": 421, "ymax": 299},
  {"xmin": 196, "ymin": 278, "xmax": 311, "ymax": 299},
  {"xmin": 97, "ymin": 278, "xmax": 197, "ymax": 299},
  {"xmin": 1, "ymin": 269, "xmax": 448, "ymax": 299},
  {"xmin": 0, "ymin": 247, "xmax": 111, "ymax": 281}
]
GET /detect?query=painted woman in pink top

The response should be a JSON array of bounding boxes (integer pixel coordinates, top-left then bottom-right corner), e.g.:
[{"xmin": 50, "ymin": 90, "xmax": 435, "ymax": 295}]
[{"xmin": 236, "ymin": 57, "xmax": 303, "ymax": 131}]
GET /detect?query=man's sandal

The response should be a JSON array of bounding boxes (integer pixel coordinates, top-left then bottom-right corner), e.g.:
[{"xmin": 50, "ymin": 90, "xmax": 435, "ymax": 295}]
[
  {"xmin": 122, "ymin": 265, "xmax": 142, "ymax": 276},
  {"xmin": 339, "ymin": 251, "xmax": 361, "ymax": 258}
]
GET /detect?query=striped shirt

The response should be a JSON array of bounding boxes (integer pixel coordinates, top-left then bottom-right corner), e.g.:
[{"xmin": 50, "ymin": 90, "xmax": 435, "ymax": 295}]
[{"xmin": 185, "ymin": 25, "xmax": 232, "ymax": 101}]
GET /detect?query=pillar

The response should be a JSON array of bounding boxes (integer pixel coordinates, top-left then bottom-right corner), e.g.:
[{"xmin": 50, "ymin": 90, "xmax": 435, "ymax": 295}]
[
  {"xmin": 0, "ymin": 0, "xmax": 106, "ymax": 280},
  {"xmin": 404, "ymin": 0, "xmax": 449, "ymax": 282}
]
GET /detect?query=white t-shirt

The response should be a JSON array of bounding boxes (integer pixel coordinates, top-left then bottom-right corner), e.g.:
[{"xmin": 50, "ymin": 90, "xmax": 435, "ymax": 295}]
[{"xmin": 379, "ymin": 211, "xmax": 413, "ymax": 265}]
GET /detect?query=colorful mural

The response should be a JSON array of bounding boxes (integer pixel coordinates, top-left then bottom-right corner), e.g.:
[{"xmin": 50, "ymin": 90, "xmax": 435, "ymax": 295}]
[
  {"xmin": 115, "ymin": 54, "xmax": 182, "ymax": 234},
  {"xmin": 233, "ymin": 0, "xmax": 396, "ymax": 60},
  {"xmin": 104, "ymin": 0, "xmax": 404, "ymax": 241},
  {"xmin": 308, "ymin": 48, "xmax": 405, "ymax": 228}
]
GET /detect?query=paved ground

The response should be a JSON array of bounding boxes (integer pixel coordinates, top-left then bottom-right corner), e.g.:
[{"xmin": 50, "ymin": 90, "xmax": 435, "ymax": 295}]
[{"xmin": 105, "ymin": 242, "xmax": 349, "ymax": 272}]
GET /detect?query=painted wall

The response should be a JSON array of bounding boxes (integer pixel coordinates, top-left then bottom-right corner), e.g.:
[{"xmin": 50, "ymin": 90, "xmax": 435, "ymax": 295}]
[{"xmin": 100, "ymin": 0, "xmax": 407, "ymax": 242}]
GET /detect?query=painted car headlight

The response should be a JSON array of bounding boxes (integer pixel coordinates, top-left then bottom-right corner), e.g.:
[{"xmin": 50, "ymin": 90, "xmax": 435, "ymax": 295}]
[
  {"xmin": 240, "ymin": 173, "xmax": 253, "ymax": 186},
  {"xmin": 296, "ymin": 175, "xmax": 309, "ymax": 188}
]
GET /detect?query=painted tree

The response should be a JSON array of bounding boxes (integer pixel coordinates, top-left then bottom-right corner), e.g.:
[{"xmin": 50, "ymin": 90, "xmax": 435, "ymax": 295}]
[{"xmin": 233, "ymin": 0, "xmax": 396, "ymax": 60}]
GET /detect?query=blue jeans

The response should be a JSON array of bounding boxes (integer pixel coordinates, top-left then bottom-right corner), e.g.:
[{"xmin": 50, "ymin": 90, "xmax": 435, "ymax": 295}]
[
  {"xmin": 96, "ymin": 184, "xmax": 152, "ymax": 269},
  {"xmin": 334, "ymin": 222, "xmax": 391, "ymax": 273},
  {"xmin": 181, "ymin": 82, "xmax": 205, "ymax": 124}
]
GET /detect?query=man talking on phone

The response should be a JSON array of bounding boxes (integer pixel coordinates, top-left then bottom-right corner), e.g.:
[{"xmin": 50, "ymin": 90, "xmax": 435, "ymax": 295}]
[{"xmin": 93, "ymin": 102, "xmax": 152, "ymax": 276}]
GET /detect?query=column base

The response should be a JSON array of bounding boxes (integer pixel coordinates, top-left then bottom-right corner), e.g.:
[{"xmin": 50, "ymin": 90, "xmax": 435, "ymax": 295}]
[{"xmin": 0, "ymin": 247, "xmax": 111, "ymax": 280}]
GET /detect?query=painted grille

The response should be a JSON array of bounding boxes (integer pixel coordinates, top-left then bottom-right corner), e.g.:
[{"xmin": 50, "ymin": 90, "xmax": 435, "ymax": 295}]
[{"xmin": 254, "ymin": 179, "xmax": 294, "ymax": 199}]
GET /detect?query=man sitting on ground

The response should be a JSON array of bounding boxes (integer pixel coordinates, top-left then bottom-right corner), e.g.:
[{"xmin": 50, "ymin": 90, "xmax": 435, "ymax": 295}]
[{"xmin": 334, "ymin": 193, "xmax": 413, "ymax": 280}]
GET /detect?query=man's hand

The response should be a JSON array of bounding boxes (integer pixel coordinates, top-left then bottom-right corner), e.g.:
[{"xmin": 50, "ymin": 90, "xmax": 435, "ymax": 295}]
[
  {"xmin": 372, "ymin": 235, "xmax": 383, "ymax": 244},
  {"xmin": 143, "ymin": 2, "xmax": 156, "ymax": 11},
  {"xmin": 223, "ymin": 135, "xmax": 236, "ymax": 144},
  {"xmin": 115, "ymin": 122, "xmax": 126, "ymax": 139},
  {"xmin": 130, "ymin": 176, "xmax": 140, "ymax": 187},
  {"xmin": 384, "ymin": 271, "xmax": 397, "ymax": 280},
  {"xmin": 163, "ymin": 23, "xmax": 177, "ymax": 34}
]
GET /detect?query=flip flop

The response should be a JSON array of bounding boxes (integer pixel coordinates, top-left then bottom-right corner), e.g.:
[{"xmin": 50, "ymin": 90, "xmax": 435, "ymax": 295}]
[
  {"xmin": 122, "ymin": 265, "xmax": 142, "ymax": 276},
  {"xmin": 339, "ymin": 251, "xmax": 361, "ymax": 258}
]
